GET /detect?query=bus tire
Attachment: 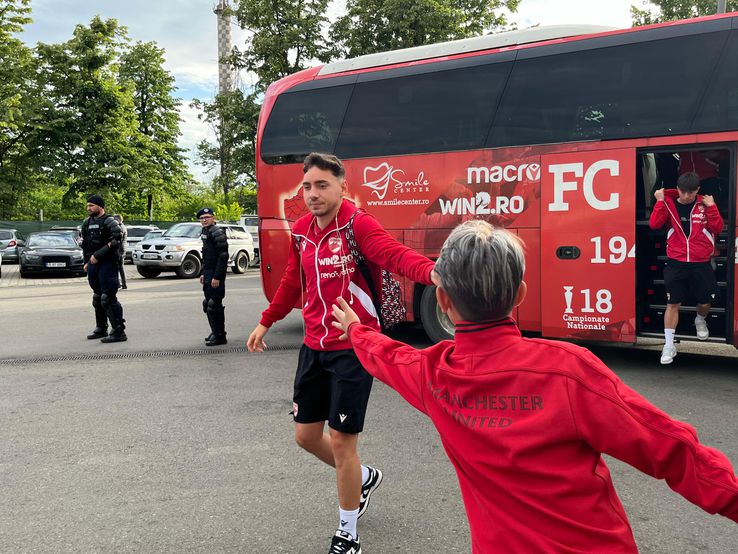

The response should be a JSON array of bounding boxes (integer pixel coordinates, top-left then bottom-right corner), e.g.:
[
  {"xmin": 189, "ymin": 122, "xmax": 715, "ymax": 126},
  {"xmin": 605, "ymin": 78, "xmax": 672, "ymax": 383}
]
[{"xmin": 420, "ymin": 285, "xmax": 454, "ymax": 343}]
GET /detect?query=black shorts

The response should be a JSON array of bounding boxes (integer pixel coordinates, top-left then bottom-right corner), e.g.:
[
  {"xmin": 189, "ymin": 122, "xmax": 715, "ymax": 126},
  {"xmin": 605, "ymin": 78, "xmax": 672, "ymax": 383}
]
[
  {"xmin": 293, "ymin": 346, "xmax": 374, "ymax": 434},
  {"xmin": 663, "ymin": 261, "xmax": 717, "ymax": 305}
]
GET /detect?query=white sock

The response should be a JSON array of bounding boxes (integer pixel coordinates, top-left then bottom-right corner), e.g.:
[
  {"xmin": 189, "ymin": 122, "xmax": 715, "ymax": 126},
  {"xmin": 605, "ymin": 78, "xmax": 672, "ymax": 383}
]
[
  {"xmin": 361, "ymin": 465, "xmax": 369, "ymax": 484},
  {"xmin": 664, "ymin": 328, "xmax": 675, "ymax": 348},
  {"xmin": 339, "ymin": 507, "xmax": 359, "ymax": 540},
  {"xmin": 695, "ymin": 314, "xmax": 706, "ymax": 323}
]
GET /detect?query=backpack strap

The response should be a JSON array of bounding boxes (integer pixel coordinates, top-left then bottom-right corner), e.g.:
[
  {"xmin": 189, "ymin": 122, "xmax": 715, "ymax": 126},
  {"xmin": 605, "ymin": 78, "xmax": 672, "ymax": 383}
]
[{"xmin": 345, "ymin": 210, "xmax": 385, "ymax": 329}]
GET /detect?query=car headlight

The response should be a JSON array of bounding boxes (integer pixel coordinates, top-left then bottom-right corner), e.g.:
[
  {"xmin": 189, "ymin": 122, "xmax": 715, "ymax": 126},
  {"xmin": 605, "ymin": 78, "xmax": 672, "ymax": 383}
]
[
  {"xmin": 23, "ymin": 253, "xmax": 40, "ymax": 261},
  {"xmin": 173, "ymin": 245, "xmax": 185, "ymax": 251}
]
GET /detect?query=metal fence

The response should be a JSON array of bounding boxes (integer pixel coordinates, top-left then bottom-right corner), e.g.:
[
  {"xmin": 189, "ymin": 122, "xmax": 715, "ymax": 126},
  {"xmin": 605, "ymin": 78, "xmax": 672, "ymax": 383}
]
[{"xmin": 0, "ymin": 220, "xmax": 181, "ymax": 237}]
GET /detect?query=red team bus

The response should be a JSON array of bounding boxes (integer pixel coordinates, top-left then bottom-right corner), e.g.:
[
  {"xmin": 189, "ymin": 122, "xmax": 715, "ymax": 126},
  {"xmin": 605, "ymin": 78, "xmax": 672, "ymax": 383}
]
[{"xmin": 255, "ymin": 13, "xmax": 737, "ymax": 349}]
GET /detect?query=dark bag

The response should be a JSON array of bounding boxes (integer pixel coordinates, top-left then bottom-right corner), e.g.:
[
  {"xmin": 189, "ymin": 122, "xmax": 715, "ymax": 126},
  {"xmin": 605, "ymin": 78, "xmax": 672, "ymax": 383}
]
[{"xmin": 344, "ymin": 211, "xmax": 406, "ymax": 330}]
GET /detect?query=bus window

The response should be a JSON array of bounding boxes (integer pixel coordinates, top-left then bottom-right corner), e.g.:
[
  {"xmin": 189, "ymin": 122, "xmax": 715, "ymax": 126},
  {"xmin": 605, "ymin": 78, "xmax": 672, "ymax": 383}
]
[
  {"xmin": 261, "ymin": 84, "xmax": 353, "ymax": 164},
  {"xmin": 694, "ymin": 32, "xmax": 738, "ymax": 131},
  {"xmin": 335, "ymin": 61, "xmax": 512, "ymax": 159},
  {"xmin": 489, "ymin": 31, "xmax": 729, "ymax": 148}
]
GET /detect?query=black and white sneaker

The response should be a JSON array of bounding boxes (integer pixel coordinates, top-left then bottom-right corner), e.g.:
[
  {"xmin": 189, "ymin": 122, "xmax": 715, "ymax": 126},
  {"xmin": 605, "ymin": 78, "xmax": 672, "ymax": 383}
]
[
  {"xmin": 357, "ymin": 466, "xmax": 383, "ymax": 519},
  {"xmin": 329, "ymin": 530, "xmax": 361, "ymax": 554}
]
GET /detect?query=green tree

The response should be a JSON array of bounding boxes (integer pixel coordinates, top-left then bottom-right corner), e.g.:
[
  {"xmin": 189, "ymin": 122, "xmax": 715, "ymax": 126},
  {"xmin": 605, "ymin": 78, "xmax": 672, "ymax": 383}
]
[
  {"xmin": 0, "ymin": 0, "xmax": 41, "ymax": 219},
  {"xmin": 632, "ymin": 0, "xmax": 738, "ymax": 26},
  {"xmin": 190, "ymin": 89, "xmax": 260, "ymax": 202},
  {"xmin": 119, "ymin": 41, "xmax": 192, "ymax": 218},
  {"xmin": 331, "ymin": 0, "xmax": 521, "ymax": 58},
  {"xmin": 34, "ymin": 17, "xmax": 141, "ymax": 207},
  {"xmin": 230, "ymin": 0, "xmax": 335, "ymax": 92}
]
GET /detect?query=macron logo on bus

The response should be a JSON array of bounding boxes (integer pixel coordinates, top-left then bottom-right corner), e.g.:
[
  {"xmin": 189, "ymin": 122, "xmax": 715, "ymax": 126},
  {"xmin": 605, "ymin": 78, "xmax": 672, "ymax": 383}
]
[{"xmin": 467, "ymin": 163, "xmax": 541, "ymax": 185}]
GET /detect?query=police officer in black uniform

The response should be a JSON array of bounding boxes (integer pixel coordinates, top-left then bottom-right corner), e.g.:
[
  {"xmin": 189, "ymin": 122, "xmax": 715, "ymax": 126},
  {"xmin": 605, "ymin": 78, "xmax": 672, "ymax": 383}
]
[
  {"xmin": 198, "ymin": 207, "xmax": 229, "ymax": 346},
  {"xmin": 81, "ymin": 194, "xmax": 127, "ymax": 343}
]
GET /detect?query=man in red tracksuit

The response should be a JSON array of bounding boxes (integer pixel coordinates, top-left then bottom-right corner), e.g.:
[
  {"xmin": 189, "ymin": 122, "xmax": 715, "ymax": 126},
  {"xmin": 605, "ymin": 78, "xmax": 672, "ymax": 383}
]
[
  {"xmin": 247, "ymin": 152, "xmax": 434, "ymax": 554},
  {"xmin": 649, "ymin": 171, "xmax": 723, "ymax": 365},
  {"xmin": 332, "ymin": 220, "xmax": 738, "ymax": 554}
]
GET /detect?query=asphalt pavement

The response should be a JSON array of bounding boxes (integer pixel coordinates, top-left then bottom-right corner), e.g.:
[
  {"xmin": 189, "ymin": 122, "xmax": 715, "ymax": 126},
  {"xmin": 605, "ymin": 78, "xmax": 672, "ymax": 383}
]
[{"xmin": 0, "ymin": 263, "xmax": 737, "ymax": 553}]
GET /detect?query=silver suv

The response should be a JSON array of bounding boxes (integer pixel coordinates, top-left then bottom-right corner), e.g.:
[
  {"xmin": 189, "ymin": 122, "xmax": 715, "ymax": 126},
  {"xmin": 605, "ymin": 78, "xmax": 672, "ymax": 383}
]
[{"xmin": 132, "ymin": 222, "xmax": 254, "ymax": 279}]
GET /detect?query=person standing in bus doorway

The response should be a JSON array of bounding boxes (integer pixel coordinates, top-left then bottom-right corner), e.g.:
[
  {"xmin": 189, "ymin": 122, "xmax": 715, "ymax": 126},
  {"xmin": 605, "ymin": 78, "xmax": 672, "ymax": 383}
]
[
  {"xmin": 247, "ymin": 152, "xmax": 435, "ymax": 554},
  {"xmin": 82, "ymin": 194, "xmax": 127, "ymax": 343},
  {"xmin": 649, "ymin": 172, "xmax": 723, "ymax": 364},
  {"xmin": 331, "ymin": 220, "xmax": 738, "ymax": 553},
  {"xmin": 198, "ymin": 207, "xmax": 229, "ymax": 346},
  {"xmin": 113, "ymin": 214, "xmax": 127, "ymax": 290}
]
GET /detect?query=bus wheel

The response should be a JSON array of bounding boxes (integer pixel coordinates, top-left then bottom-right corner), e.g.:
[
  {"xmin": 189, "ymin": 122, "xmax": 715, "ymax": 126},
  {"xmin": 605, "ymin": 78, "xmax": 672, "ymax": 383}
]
[{"xmin": 420, "ymin": 285, "xmax": 454, "ymax": 343}]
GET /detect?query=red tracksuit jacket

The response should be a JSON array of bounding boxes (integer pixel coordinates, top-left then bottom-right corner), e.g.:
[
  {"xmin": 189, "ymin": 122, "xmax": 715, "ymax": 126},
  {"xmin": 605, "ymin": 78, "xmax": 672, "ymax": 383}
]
[
  {"xmin": 260, "ymin": 199, "xmax": 434, "ymax": 350},
  {"xmin": 649, "ymin": 189, "xmax": 723, "ymax": 262},
  {"xmin": 347, "ymin": 318, "xmax": 738, "ymax": 553}
]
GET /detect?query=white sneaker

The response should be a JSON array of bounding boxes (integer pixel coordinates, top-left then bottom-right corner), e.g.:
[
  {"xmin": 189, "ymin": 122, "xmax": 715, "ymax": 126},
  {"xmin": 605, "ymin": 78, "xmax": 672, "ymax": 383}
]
[
  {"xmin": 660, "ymin": 345, "xmax": 677, "ymax": 365},
  {"xmin": 695, "ymin": 317, "xmax": 709, "ymax": 340}
]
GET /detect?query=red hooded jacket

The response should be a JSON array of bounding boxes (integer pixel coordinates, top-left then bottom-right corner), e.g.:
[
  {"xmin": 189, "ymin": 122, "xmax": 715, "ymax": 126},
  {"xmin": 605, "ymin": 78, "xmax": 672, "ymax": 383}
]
[
  {"xmin": 260, "ymin": 199, "xmax": 434, "ymax": 350},
  {"xmin": 347, "ymin": 318, "xmax": 738, "ymax": 553},
  {"xmin": 648, "ymin": 189, "xmax": 723, "ymax": 262}
]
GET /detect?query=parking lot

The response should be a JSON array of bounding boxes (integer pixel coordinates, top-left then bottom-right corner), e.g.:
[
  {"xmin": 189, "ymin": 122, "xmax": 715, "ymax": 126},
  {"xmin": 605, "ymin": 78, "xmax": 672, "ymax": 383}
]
[{"xmin": 1, "ymin": 267, "xmax": 737, "ymax": 552}]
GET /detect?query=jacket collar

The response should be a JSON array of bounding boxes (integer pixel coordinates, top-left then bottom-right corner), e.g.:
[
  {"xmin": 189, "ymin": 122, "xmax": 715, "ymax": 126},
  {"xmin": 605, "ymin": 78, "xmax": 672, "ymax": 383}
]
[
  {"xmin": 452, "ymin": 317, "xmax": 522, "ymax": 355},
  {"xmin": 304, "ymin": 199, "xmax": 359, "ymax": 238}
]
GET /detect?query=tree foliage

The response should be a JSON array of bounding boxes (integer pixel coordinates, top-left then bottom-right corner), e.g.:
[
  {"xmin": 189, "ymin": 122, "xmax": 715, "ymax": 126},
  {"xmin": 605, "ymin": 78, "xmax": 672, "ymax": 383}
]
[
  {"xmin": 230, "ymin": 0, "xmax": 335, "ymax": 92},
  {"xmin": 332, "ymin": 0, "xmax": 521, "ymax": 58},
  {"xmin": 190, "ymin": 89, "xmax": 260, "ymax": 200},
  {"xmin": 631, "ymin": 0, "xmax": 738, "ymax": 26},
  {"xmin": 0, "ymin": 0, "xmax": 39, "ymax": 219},
  {"xmin": 119, "ymin": 41, "xmax": 191, "ymax": 216}
]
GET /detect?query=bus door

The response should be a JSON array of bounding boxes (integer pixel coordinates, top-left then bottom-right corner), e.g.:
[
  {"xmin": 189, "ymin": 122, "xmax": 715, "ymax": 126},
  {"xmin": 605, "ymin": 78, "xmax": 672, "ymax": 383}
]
[{"xmin": 540, "ymin": 149, "xmax": 636, "ymax": 342}]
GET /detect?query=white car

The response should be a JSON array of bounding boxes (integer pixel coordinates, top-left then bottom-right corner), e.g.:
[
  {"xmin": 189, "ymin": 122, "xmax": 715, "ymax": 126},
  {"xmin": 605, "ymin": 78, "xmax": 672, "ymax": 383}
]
[
  {"xmin": 132, "ymin": 222, "xmax": 255, "ymax": 279},
  {"xmin": 239, "ymin": 214, "xmax": 259, "ymax": 264}
]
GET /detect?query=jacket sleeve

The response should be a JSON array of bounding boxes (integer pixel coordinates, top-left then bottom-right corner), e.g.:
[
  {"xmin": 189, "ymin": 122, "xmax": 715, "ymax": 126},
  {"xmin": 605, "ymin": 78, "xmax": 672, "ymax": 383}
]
[
  {"xmin": 212, "ymin": 227, "xmax": 229, "ymax": 280},
  {"xmin": 81, "ymin": 219, "xmax": 91, "ymax": 261},
  {"xmin": 705, "ymin": 203, "xmax": 724, "ymax": 235},
  {"xmin": 648, "ymin": 200, "xmax": 669, "ymax": 230},
  {"xmin": 566, "ymin": 351, "xmax": 738, "ymax": 522},
  {"xmin": 348, "ymin": 322, "xmax": 427, "ymax": 413},
  {"xmin": 94, "ymin": 217, "xmax": 122, "ymax": 260},
  {"xmin": 353, "ymin": 212, "xmax": 434, "ymax": 285},
  {"xmin": 259, "ymin": 234, "xmax": 303, "ymax": 328}
]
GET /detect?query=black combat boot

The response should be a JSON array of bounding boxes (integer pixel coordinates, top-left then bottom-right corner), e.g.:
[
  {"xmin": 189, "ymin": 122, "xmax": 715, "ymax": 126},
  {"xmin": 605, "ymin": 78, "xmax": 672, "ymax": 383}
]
[
  {"xmin": 88, "ymin": 294, "xmax": 108, "ymax": 339},
  {"xmin": 101, "ymin": 300, "xmax": 127, "ymax": 343},
  {"xmin": 205, "ymin": 305, "xmax": 227, "ymax": 346}
]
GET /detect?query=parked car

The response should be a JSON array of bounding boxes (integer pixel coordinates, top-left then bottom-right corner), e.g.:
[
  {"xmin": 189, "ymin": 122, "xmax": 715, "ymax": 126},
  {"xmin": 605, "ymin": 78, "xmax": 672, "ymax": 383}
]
[
  {"xmin": 141, "ymin": 229, "xmax": 164, "ymax": 242},
  {"xmin": 49, "ymin": 225, "xmax": 83, "ymax": 245},
  {"xmin": 0, "ymin": 228, "xmax": 25, "ymax": 262},
  {"xmin": 19, "ymin": 232, "xmax": 85, "ymax": 277},
  {"xmin": 239, "ymin": 214, "xmax": 259, "ymax": 264},
  {"xmin": 131, "ymin": 222, "xmax": 255, "ymax": 279},
  {"xmin": 123, "ymin": 225, "xmax": 160, "ymax": 262}
]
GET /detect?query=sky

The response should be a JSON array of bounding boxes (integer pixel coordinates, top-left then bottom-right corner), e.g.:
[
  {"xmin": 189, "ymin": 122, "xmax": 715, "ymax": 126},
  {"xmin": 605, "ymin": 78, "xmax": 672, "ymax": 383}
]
[{"xmin": 20, "ymin": 0, "xmax": 638, "ymax": 182}]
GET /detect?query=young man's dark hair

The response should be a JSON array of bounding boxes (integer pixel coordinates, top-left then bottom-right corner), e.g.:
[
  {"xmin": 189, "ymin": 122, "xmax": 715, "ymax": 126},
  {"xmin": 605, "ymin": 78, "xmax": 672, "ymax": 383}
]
[
  {"xmin": 332, "ymin": 220, "xmax": 738, "ymax": 553},
  {"xmin": 303, "ymin": 152, "xmax": 345, "ymax": 179},
  {"xmin": 676, "ymin": 171, "xmax": 700, "ymax": 191}
]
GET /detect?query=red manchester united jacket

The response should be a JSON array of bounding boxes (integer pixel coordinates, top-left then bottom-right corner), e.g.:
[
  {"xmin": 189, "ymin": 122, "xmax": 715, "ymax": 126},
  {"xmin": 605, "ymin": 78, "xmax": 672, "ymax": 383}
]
[{"xmin": 347, "ymin": 318, "xmax": 738, "ymax": 553}]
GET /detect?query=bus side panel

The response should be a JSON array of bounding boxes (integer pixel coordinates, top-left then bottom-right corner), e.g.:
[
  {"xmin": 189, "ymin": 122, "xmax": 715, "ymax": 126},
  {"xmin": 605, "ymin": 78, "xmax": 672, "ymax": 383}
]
[
  {"xmin": 259, "ymin": 219, "xmax": 295, "ymax": 304},
  {"xmin": 517, "ymin": 229, "xmax": 541, "ymax": 332},
  {"xmin": 540, "ymin": 149, "xmax": 636, "ymax": 342}
]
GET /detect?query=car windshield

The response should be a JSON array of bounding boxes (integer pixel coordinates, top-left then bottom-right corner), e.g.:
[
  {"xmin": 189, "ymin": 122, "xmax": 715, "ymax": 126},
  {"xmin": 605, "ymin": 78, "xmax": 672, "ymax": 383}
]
[
  {"xmin": 128, "ymin": 228, "xmax": 153, "ymax": 237},
  {"xmin": 142, "ymin": 231, "xmax": 162, "ymax": 241},
  {"xmin": 242, "ymin": 217, "xmax": 258, "ymax": 226},
  {"xmin": 0, "ymin": 230, "xmax": 13, "ymax": 240},
  {"xmin": 28, "ymin": 234, "xmax": 78, "ymax": 248},
  {"xmin": 164, "ymin": 224, "xmax": 200, "ymax": 238}
]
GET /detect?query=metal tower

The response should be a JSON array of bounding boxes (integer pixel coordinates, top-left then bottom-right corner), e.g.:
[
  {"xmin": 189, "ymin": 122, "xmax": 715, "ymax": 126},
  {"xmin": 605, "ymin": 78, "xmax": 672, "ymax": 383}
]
[{"xmin": 214, "ymin": 0, "xmax": 234, "ymax": 94}]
